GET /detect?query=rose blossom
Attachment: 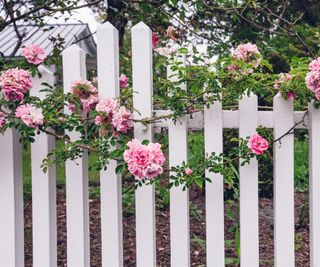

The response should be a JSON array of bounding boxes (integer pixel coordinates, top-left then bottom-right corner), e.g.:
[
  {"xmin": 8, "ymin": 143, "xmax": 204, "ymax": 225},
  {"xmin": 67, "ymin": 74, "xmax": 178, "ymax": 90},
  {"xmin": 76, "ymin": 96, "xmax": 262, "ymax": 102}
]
[
  {"xmin": 0, "ymin": 68, "xmax": 32, "ymax": 102},
  {"xmin": 155, "ymin": 44, "xmax": 179, "ymax": 57},
  {"xmin": 248, "ymin": 134, "xmax": 269, "ymax": 155},
  {"xmin": 119, "ymin": 74, "xmax": 129, "ymax": 88},
  {"xmin": 22, "ymin": 44, "xmax": 46, "ymax": 65},
  {"xmin": 112, "ymin": 107, "xmax": 133, "ymax": 133},
  {"xmin": 306, "ymin": 57, "xmax": 320, "ymax": 100},
  {"xmin": 308, "ymin": 57, "xmax": 320, "ymax": 72},
  {"xmin": 0, "ymin": 112, "xmax": 6, "ymax": 127},
  {"xmin": 71, "ymin": 79, "xmax": 97, "ymax": 98},
  {"xmin": 81, "ymin": 94, "xmax": 99, "ymax": 112},
  {"xmin": 152, "ymin": 32, "xmax": 159, "ymax": 49},
  {"xmin": 15, "ymin": 104, "xmax": 44, "ymax": 128},
  {"xmin": 70, "ymin": 79, "xmax": 98, "ymax": 112},
  {"xmin": 123, "ymin": 139, "xmax": 165, "ymax": 180},
  {"xmin": 185, "ymin": 167, "xmax": 193, "ymax": 175},
  {"xmin": 232, "ymin": 43, "xmax": 261, "ymax": 68},
  {"xmin": 96, "ymin": 98, "xmax": 118, "ymax": 115}
]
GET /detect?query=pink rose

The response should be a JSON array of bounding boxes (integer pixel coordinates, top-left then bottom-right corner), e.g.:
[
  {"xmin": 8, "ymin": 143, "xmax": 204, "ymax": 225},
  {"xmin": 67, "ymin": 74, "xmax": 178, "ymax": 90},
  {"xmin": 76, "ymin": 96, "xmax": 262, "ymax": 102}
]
[
  {"xmin": 81, "ymin": 94, "xmax": 99, "ymax": 112},
  {"xmin": 0, "ymin": 68, "xmax": 32, "ymax": 102},
  {"xmin": 152, "ymin": 32, "xmax": 159, "ymax": 49},
  {"xmin": 96, "ymin": 98, "xmax": 118, "ymax": 115},
  {"xmin": 15, "ymin": 104, "xmax": 44, "ymax": 128},
  {"xmin": 70, "ymin": 79, "xmax": 97, "ymax": 98},
  {"xmin": 22, "ymin": 44, "xmax": 46, "ymax": 65},
  {"xmin": 308, "ymin": 57, "xmax": 320, "ymax": 72},
  {"xmin": 232, "ymin": 43, "xmax": 261, "ymax": 68},
  {"xmin": 119, "ymin": 74, "xmax": 129, "ymax": 88},
  {"xmin": 306, "ymin": 59, "xmax": 320, "ymax": 100},
  {"xmin": 0, "ymin": 112, "xmax": 6, "ymax": 127},
  {"xmin": 155, "ymin": 44, "xmax": 179, "ymax": 57},
  {"xmin": 123, "ymin": 139, "xmax": 165, "ymax": 180},
  {"xmin": 249, "ymin": 134, "xmax": 269, "ymax": 155},
  {"xmin": 111, "ymin": 107, "xmax": 133, "ymax": 133},
  {"xmin": 185, "ymin": 167, "xmax": 193, "ymax": 175}
]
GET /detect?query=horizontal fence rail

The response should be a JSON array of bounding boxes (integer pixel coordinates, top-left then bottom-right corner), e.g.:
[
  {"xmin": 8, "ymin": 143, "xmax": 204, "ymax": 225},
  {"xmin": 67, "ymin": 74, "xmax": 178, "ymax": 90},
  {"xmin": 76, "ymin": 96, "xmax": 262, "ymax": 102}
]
[{"xmin": 0, "ymin": 21, "xmax": 318, "ymax": 267}]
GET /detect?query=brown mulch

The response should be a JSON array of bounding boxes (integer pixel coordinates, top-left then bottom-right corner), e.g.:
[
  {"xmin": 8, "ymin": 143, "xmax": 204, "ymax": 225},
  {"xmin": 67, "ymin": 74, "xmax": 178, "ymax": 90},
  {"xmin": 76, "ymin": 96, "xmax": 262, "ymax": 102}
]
[{"xmin": 24, "ymin": 187, "xmax": 310, "ymax": 267}]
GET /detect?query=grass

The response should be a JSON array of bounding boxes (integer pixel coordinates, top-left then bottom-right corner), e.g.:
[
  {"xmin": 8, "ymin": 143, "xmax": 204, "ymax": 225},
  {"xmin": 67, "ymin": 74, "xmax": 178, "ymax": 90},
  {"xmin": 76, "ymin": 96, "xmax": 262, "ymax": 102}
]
[{"xmin": 23, "ymin": 140, "xmax": 100, "ymax": 199}]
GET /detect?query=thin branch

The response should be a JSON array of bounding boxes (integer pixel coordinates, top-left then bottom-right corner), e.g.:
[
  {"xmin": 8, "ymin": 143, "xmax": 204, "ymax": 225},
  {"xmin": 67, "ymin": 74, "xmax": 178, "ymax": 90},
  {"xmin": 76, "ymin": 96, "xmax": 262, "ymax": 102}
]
[{"xmin": 272, "ymin": 111, "xmax": 308, "ymax": 144}]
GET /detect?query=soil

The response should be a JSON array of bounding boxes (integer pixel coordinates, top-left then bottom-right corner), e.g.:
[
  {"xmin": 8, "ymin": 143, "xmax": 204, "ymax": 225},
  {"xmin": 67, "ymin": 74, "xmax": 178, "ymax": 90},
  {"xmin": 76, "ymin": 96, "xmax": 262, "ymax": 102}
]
[{"xmin": 24, "ymin": 187, "xmax": 310, "ymax": 267}]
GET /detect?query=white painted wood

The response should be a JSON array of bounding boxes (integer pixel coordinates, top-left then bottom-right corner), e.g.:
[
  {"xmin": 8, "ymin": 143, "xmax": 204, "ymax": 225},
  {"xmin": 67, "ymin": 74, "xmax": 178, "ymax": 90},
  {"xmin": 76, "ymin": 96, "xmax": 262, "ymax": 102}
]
[
  {"xmin": 0, "ymin": 128, "xmax": 24, "ymax": 267},
  {"xmin": 239, "ymin": 94, "xmax": 259, "ymax": 267},
  {"xmin": 309, "ymin": 102, "xmax": 320, "ymax": 267},
  {"xmin": 31, "ymin": 65, "xmax": 57, "ymax": 267},
  {"xmin": 131, "ymin": 22, "xmax": 156, "ymax": 267},
  {"xmin": 62, "ymin": 44, "xmax": 90, "ymax": 267},
  {"xmin": 204, "ymin": 101, "xmax": 224, "ymax": 267},
  {"xmin": 168, "ymin": 56, "xmax": 190, "ymax": 267},
  {"xmin": 97, "ymin": 22, "xmax": 123, "ymax": 267},
  {"xmin": 153, "ymin": 110, "xmax": 307, "ymax": 130},
  {"xmin": 273, "ymin": 93, "xmax": 295, "ymax": 267}
]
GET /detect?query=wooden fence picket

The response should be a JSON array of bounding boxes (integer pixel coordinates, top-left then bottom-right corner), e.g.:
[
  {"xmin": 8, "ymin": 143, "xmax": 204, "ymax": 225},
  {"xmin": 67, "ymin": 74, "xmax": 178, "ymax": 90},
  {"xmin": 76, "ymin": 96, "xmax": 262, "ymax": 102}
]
[
  {"xmin": 309, "ymin": 102, "xmax": 320, "ymax": 267},
  {"xmin": 62, "ymin": 44, "xmax": 90, "ymax": 267},
  {"xmin": 97, "ymin": 22, "xmax": 123, "ymax": 267},
  {"xmin": 131, "ymin": 22, "xmax": 156, "ymax": 267},
  {"xmin": 273, "ymin": 93, "xmax": 295, "ymax": 267},
  {"xmin": 31, "ymin": 65, "xmax": 57, "ymax": 267},
  {"xmin": 204, "ymin": 100, "xmax": 225, "ymax": 267},
  {"xmin": 168, "ymin": 56, "xmax": 190, "ymax": 267},
  {"xmin": 239, "ymin": 93, "xmax": 259, "ymax": 267},
  {"xmin": 0, "ymin": 128, "xmax": 24, "ymax": 267}
]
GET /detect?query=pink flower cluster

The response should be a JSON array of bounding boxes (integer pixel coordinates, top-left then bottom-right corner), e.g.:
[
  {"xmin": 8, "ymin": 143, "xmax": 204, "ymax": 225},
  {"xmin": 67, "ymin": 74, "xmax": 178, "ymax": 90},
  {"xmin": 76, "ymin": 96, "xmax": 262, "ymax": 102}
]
[
  {"xmin": 15, "ymin": 104, "xmax": 44, "ymax": 128},
  {"xmin": 273, "ymin": 73, "xmax": 293, "ymax": 89},
  {"xmin": 95, "ymin": 98, "xmax": 133, "ymax": 134},
  {"xmin": 229, "ymin": 43, "xmax": 261, "ymax": 74},
  {"xmin": 274, "ymin": 73, "xmax": 295, "ymax": 99},
  {"xmin": 124, "ymin": 139, "xmax": 165, "ymax": 180},
  {"xmin": 249, "ymin": 134, "xmax": 269, "ymax": 155},
  {"xmin": 69, "ymin": 79, "xmax": 99, "ymax": 112},
  {"xmin": 0, "ymin": 68, "xmax": 32, "ymax": 102},
  {"xmin": 306, "ymin": 57, "xmax": 320, "ymax": 100},
  {"xmin": 0, "ymin": 112, "xmax": 6, "ymax": 127},
  {"xmin": 22, "ymin": 44, "xmax": 46, "ymax": 65},
  {"xmin": 155, "ymin": 44, "xmax": 179, "ymax": 57},
  {"xmin": 233, "ymin": 43, "xmax": 261, "ymax": 67},
  {"xmin": 119, "ymin": 74, "xmax": 129, "ymax": 88}
]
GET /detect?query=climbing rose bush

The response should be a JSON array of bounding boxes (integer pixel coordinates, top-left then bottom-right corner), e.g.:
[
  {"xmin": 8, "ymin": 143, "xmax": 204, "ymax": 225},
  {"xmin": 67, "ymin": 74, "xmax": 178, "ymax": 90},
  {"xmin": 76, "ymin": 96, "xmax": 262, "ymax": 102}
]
[
  {"xmin": 22, "ymin": 44, "xmax": 46, "ymax": 65},
  {"xmin": 15, "ymin": 104, "xmax": 44, "ymax": 128},
  {"xmin": 249, "ymin": 134, "xmax": 269, "ymax": 155},
  {"xmin": 0, "ymin": 68, "xmax": 32, "ymax": 102},
  {"xmin": 124, "ymin": 139, "xmax": 165, "ymax": 180}
]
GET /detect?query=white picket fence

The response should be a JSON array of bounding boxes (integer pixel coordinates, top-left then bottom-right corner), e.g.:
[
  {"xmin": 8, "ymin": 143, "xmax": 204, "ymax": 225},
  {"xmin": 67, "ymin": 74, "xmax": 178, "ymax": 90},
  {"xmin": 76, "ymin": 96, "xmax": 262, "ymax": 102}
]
[{"xmin": 0, "ymin": 21, "xmax": 319, "ymax": 267}]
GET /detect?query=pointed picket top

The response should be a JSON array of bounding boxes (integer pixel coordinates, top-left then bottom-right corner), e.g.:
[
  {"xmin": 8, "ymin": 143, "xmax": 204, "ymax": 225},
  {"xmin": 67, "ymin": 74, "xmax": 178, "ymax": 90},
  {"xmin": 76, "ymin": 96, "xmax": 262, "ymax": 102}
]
[
  {"xmin": 62, "ymin": 44, "xmax": 85, "ymax": 55},
  {"xmin": 131, "ymin": 21, "xmax": 151, "ymax": 32},
  {"xmin": 98, "ymin": 21, "xmax": 117, "ymax": 30}
]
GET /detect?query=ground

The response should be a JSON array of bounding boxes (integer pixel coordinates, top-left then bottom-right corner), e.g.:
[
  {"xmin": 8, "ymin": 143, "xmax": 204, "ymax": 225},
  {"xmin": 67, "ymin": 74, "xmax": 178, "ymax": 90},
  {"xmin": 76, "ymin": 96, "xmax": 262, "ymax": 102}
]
[{"xmin": 24, "ymin": 186, "xmax": 310, "ymax": 267}]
